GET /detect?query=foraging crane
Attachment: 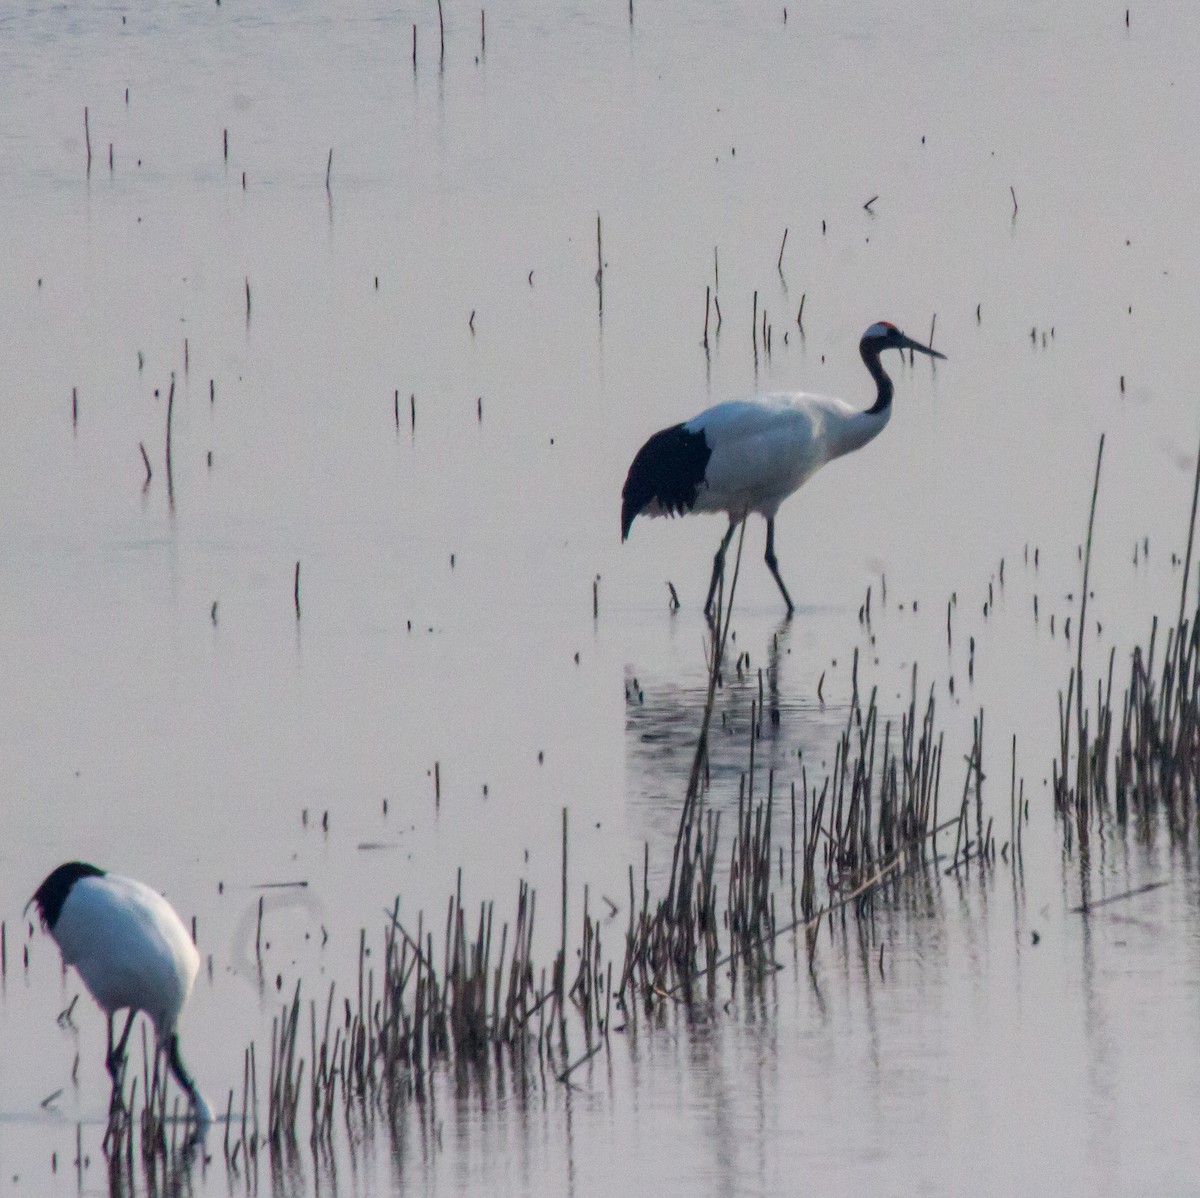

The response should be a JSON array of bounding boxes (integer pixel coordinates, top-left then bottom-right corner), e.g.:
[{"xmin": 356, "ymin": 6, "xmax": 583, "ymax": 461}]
[
  {"xmin": 621, "ymin": 321, "xmax": 945, "ymax": 616},
  {"xmin": 27, "ymin": 861, "xmax": 212, "ymax": 1132}
]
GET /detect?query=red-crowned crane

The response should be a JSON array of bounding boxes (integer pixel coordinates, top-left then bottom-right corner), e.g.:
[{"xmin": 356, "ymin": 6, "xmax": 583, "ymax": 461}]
[
  {"xmin": 27, "ymin": 861, "xmax": 212, "ymax": 1134},
  {"xmin": 621, "ymin": 321, "xmax": 945, "ymax": 616}
]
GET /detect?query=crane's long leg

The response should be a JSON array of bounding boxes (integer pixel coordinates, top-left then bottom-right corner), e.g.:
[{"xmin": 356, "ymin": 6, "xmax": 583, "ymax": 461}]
[
  {"xmin": 106, "ymin": 1010, "xmax": 136, "ymax": 1082},
  {"xmin": 764, "ymin": 518, "xmax": 795, "ymax": 617},
  {"xmin": 167, "ymin": 1033, "xmax": 212, "ymax": 1133},
  {"xmin": 704, "ymin": 520, "xmax": 740, "ymax": 618}
]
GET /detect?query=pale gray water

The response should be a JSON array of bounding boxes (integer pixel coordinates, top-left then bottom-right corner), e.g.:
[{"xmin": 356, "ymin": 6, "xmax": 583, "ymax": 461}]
[{"xmin": 2, "ymin": 0, "xmax": 1200, "ymax": 1194}]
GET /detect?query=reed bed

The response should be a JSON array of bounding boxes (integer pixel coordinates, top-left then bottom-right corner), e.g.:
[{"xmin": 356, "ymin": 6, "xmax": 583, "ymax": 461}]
[
  {"xmin": 1056, "ymin": 438, "xmax": 1200, "ymax": 849},
  {"xmin": 92, "ymin": 524, "xmax": 983, "ymax": 1185}
]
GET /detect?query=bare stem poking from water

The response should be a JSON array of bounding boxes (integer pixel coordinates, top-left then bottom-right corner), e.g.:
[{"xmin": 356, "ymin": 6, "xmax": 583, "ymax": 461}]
[
  {"xmin": 436, "ymin": 0, "xmax": 445, "ymax": 62},
  {"xmin": 325, "ymin": 148, "xmax": 332, "ymax": 193},
  {"xmin": 1074, "ymin": 436, "xmax": 1105, "ymax": 801},
  {"xmin": 164, "ymin": 375, "xmax": 176, "ymax": 509},
  {"xmin": 293, "ymin": 562, "xmax": 301, "ymax": 619},
  {"xmin": 1054, "ymin": 436, "xmax": 1105, "ymax": 837},
  {"xmin": 84, "ymin": 107, "xmax": 92, "ymax": 174}
]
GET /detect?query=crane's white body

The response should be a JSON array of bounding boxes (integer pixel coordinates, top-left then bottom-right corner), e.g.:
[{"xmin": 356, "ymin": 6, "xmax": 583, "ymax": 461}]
[
  {"xmin": 30, "ymin": 862, "xmax": 211, "ymax": 1132},
  {"xmin": 674, "ymin": 393, "xmax": 887, "ymax": 522},
  {"xmin": 53, "ymin": 873, "xmax": 199, "ymax": 1037}
]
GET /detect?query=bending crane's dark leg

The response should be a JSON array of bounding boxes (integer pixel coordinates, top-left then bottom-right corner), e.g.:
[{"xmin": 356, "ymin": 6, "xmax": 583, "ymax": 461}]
[
  {"xmin": 106, "ymin": 1010, "xmax": 136, "ymax": 1082},
  {"xmin": 167, "ymin": 1034, "xmax": 201, "ymax": 1109},
  {"xmin": 764, "ymin": 518, "xmax": 795, "ymax": 617},
  {"xmin": 168, "ymin": 1032, "xmax": 212, "ymax": 1138},
  {"xmin": 704, "ymin": 520, "xmax": 740, "ymax": 618}
]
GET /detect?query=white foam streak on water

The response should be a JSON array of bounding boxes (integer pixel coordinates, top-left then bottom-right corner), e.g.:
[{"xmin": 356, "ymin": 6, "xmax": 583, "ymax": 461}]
[{"xmin": 2, "ymin": 1, "xmax": 1200, "ymax": 1194}]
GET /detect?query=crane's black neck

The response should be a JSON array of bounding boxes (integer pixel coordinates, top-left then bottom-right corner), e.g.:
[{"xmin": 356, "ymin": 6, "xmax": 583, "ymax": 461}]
[
  {"xmin": 861, "ymin": 345, "xmax": 894, "ymax": 415},
  {"xmin": 30, "ymin": 861, "xmax": 105, "ymax": 930}
]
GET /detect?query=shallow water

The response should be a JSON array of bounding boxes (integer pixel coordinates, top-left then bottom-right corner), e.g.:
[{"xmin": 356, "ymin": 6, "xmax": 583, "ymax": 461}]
[{"xmin": 3, "ymin": 1, "xmax": 1200, "ymax": 1194}]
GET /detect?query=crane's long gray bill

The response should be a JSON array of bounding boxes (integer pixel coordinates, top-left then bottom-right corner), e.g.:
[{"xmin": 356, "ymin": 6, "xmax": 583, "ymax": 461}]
[{"xmin": 902, "ymin": 335, "xmax": 945, "ymax": 360}]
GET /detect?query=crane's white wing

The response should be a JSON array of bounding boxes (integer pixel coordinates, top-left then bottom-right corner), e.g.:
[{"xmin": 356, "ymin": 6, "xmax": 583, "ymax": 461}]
[{"xmin": 687, "ymin": 393, "xmax": 859, "ymax": 518}]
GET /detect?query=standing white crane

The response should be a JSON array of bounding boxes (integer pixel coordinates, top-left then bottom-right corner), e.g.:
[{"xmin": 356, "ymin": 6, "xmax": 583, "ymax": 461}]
[
  {"xmin": 27, "ymin": 861, "xmax": 212, "ymax": 1133},
  {"xmin": 621, "ymin": 321, "xmax": 945, "ymax": 616}
]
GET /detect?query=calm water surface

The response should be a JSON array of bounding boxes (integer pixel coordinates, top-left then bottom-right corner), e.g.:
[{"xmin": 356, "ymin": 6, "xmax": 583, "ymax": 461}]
[{"xmin": 2, "ymin": 1, "xmax": 1200, "ymax": 1194}]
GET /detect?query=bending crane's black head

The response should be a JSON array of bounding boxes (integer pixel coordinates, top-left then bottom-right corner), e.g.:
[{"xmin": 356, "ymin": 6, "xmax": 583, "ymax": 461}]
[
  {"xmin": 27, "ymin": 862, "xmax": 105, "ymax": 931},
  {"xmin": 861, "ymin": 321, "xmax": 946, "ymax": 360}
]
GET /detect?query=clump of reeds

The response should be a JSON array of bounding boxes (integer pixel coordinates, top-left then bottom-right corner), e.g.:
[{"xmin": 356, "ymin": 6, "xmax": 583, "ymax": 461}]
[
  {"xmin": 1057, "ymin": 436, "xmax": 1200, "ymax": 848},
  {"xmin": 98, "ymin": 1023, "xmax": 205, "ymax": 1187},
  {"xmin": 616, "ymin": 522, "xmax": 965, "ymax": 1013}
]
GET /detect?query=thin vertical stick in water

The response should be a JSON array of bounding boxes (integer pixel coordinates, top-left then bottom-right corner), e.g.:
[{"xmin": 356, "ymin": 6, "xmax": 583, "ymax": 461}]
[
  {"xmin": 777, "ymin": 228, "xmax": 788, "ymax": 273},
  {"xmin": 245, "ymin": 277, "xmax": 251, "ymax": 322},
  {"xmin": 1075, "ymin": 435, "xmax": 1105, "ymax": 792},
  {"xmin": 481, "ymin": 8, "xmax": 485, "ymax": 53},
  {"xmin": 72, "ymin": 387, "xmax": 78, "ymax": 429},
  {"xmin": 1175, "ymin": 437, "xmax": 1200, "ymax": 632},
  {"xmin": 84, "ymin": 107, "xmax": 92, "ymax": 174},
  {"xmin": 1009, "ymin": 734, "xmax": 1017, "ymax": 856},
  {"xmin": 412, "ymin": 24, "xmax": 417, "ymax": 67},
  {"xmin": 560, "ymin": 807, "xmax": 568, "ymax": 978},
  {"xmin": 164, "ymin": 375, "xmax": 176, "ymax": 507},
  {"xmin": 436, "ymin": 0, "xmax": 445, "ymax": 62},
  {"xmin": 294, "ymin": 562, "xmax": 301, "ymax": 619},
  {"xmin": 1010, "ymin": 186, "xmax": 1018, "ymax": 216},
  {"xmin": 596, "ymin": 213, "xmax": 602, "ymax": 283},
  {"xmin": 139, "ymin": 443, "xmax": 152, "ymax": 485},
  {"xmin": 325, "ymin": 149, "xmax": 333, "ymax": 193},
  {"xmin": 752, "ymin": 291, "xmax": 758, "ymax": 352}
]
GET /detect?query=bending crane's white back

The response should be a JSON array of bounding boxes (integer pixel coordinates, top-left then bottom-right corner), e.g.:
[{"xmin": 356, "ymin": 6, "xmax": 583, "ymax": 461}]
[{"xmin": 52, "ymin": 874, "xmax": 199, "ymax": 1035}]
